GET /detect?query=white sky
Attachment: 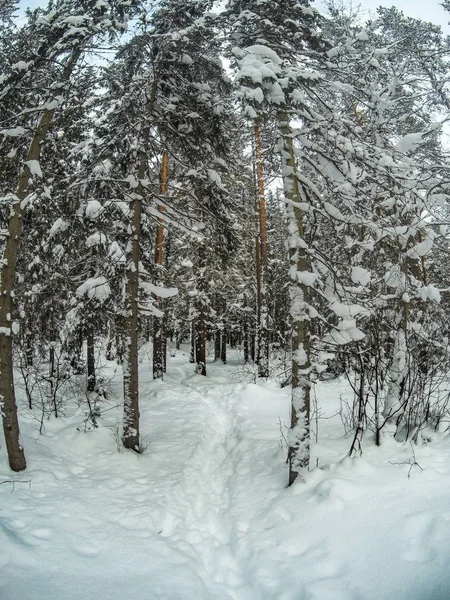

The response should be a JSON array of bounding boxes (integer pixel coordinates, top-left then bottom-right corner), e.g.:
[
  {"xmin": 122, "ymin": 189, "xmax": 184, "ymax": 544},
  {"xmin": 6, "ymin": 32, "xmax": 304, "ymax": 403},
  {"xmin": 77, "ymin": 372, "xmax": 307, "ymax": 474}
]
[
  {"xmin": 317, "ymin": 0, "xmax": 450, "ymax": 31},
  {"xmin": 18, "ymin": 0, "xmax": 450, "ymax": 32}
]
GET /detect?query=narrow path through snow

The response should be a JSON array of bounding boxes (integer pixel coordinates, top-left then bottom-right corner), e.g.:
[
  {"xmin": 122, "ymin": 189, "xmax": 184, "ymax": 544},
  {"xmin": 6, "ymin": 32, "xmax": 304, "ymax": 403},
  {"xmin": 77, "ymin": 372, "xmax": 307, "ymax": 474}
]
[{"xmin": 2, "ymin": 349, "xmax": 450, "ymax": 600}]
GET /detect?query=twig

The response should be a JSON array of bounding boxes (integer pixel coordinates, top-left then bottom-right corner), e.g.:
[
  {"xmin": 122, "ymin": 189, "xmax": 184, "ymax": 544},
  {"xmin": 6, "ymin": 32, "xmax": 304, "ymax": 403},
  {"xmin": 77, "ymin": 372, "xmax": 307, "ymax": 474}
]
[
  {"xmin": 389, "ymin": 443, "xmax": 423, "ymax": 479},
  {"xmin": 0, "ymin": 480, "xmax": 31, "ymax": 492}
]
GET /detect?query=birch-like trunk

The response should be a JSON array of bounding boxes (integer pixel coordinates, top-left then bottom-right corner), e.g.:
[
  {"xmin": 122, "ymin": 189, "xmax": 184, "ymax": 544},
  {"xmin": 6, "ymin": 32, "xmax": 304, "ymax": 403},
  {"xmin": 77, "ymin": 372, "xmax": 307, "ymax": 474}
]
[
  {"xmin": 383, "ymin": 301, "xmax": 409, "ymax": 438},
  {"xmin": 383, "ymin": 246, "xmax": 422, "ymax": 440},
  {"xmin": 277, "ymin": 109, "xmax": 311, "ymax": 486}
]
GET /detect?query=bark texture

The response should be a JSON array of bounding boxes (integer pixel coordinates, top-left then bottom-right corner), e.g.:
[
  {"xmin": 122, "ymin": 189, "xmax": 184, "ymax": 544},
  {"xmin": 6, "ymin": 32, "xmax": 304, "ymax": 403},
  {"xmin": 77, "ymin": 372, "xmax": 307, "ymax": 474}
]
[
  {"xmin": 0, "ymin": 48, "xmax": 82, "ymax": 470},
  {"xmin": 153, "ymin": 151, "xmax": 168, "ymax": 379},
  {"xmin": 254, "ymin": 119, "xmax": 269, "ymax": 377},
  {"xmin": 278, "ymin": 109, "xmax": 311, "ymax": 486},
  {"xmin": 87, "ymin": 322, "xmax": 96, "ymax": 392},
  {"xmin": 0, "ymin": 108, "xmax": 54, "ymax": 471}
]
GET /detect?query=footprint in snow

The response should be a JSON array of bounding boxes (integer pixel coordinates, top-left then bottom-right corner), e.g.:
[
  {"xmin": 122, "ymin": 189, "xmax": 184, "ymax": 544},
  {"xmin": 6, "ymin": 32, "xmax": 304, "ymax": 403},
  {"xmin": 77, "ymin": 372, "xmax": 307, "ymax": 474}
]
[
  {"xmin": 69, "ymin": 465, "xmax": 85, "ymax": 476},
  {"xmin": 0, "ymin": 550, "xmax": 9, "ymax": 571},
  {"xmin": 400, "ymin": 512, "xmax": 444, "ymax": 563},
  {"xmin": 73, "ymin": 544, "xmax": 101, "ymax": 557},
  {"xmin": 31, "ymin": 528, "xmax": 53, "ymax": 540},
  {"xmin": 306, "ymin": 580, "xmax": 361, "ymax": 600},
  {"xmin": 7, "ymin": 520, "xmax": 26, "ymax": 530}
]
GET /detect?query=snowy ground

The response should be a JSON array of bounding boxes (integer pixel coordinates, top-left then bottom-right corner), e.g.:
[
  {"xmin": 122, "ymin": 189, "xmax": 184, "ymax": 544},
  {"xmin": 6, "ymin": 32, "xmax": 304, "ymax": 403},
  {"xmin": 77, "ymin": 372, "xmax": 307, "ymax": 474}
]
[{"xmin": 2, "ymin": 347, "xmax": 450, "ymax": 600}]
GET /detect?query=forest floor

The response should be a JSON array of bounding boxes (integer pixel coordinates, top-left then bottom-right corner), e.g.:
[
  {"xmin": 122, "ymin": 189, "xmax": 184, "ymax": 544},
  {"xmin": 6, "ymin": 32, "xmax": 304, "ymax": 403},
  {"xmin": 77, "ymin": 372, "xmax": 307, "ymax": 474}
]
[{"xmin": 1, "ymin": 347, "xmax": 450, "ymax": 600}]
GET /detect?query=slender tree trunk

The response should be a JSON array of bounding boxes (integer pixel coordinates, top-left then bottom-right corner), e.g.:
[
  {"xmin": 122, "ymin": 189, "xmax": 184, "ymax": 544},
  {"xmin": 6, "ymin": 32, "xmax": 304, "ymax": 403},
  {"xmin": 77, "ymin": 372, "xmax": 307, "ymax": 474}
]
[
  {"xmin": 0, "ymin": 110, "xmax": 54, "ymax": 471},
  {"xmin": 250, "ymin": 325, "xmax": 255, "ymax": 363},
  {"xmin": 255, "ymin": 233, "xmax": 261, "ymax": 365},
  {"xmin": 254, "ymin": 119, "xmax": 269, "ymax": 378},
  {"xmin": 87, "ymin": 321, "xmax": 96, "ymax": 392},
  {"xmin": 214, "ymin": 330, "xmax": 221, "ymax": 361},
  {"xmin": 122, "ymin": 77, "xmax": 159, "ymax": 451},
  {"xmin": 106, "ymin": 321, "xmax": 114, "ymax": 361},
  {"xmin": 25, "ymin": 336, "xmax": 33, "ymax": 368},
  {"xmin": 122, "ymin": 139, "xmax": 151, "ymax": 452},
  {"xmin": 49, "ymin": 309, "xmax": 55, "ymax": 398},
  {"xmin": 0, "ymin": 48, "xmax": 82, "ymax": 471},
  {"xmin": 190, "ymin": 321, "xmax": 196, "ymax": 363},
  {"xmin": 197, "ymin": 319, "xmax": 206, "ymax": 376},
  {"xmin": 115, "ymin": 315, "xmax": 124, "ymax": 365},
  {"xmin": 221, "ymin": 326, "xmax": 227, "ymax": 364},
  {"xmin": 153, "ymin": 151, "xmax": 168, "ymax": 379},
  {"xmin": 243, "ymin": 319, "xmax": 249, "ymax": 363},
  {"xmin": 277, "ymin": 109, "xmax": 311, "ymax": 486},
  {"xmin": 162, "ymin": 315, "xmax": 167, "ymax": 373},
  {"xmin": 122, "ymin": 188, "xmax": 141, "ymax": 452}
]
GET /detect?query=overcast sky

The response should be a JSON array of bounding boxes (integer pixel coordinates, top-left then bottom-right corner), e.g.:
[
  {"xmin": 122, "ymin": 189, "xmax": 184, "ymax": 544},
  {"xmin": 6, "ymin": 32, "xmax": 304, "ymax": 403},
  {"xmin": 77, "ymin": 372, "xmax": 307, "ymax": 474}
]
[
  {"xmin": 318, "ymin": 0, "xmax": 449, "ymax": 31},
  {"xmin": 18, "ymin": 0, "xmax": 450, "ymax": 32}
]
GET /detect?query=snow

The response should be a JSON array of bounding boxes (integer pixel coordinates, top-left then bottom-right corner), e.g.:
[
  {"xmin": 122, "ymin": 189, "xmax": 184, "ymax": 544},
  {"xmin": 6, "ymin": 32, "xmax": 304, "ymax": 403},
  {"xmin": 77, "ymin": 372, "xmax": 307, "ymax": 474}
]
[
  {"xmin": 357, "ymin": 30, "xmax": 369, "ymax": 42},
  {"xmin": 296, "ymin": 270, "xmax": 318, "ymax": 286},
  {"xmin": 124, "ymin": 174, "xmax": 139, "ymax": 189},
  {"xmin": 12, "ymin": 61, "xmax": 29, "ymax": 71},
  {"xmin": 417, "ymin": 284, "xmax": 441, "ymax": 303},
  {"xmin": 48, "ymin": 217, "xmax": 68, "ymax": 238},
  {"xmin": 85, "ymin": 200, "xmax": 104, "ymax": 220},
  {"xmin": 1, "ymin": 127, "xmax": 26, "ymax": 137},
  {"xmin": 395, "ymin": 133, "xmax": 425, "ymax": 154},
  {"xmin": 351, "ymin": 266, "xmax": 371, "ymax": 287},
  {"xmin": 2, "ymin": 349, "xmax": 450, "ymax": 600},
  {"xmin": 25, "ymin": 160, "xmax": 42, "ymax": 178},
  {"xmin": 208, "ymin": 168, "xmax": 226, "ymax": 190},
  {"xmin": 75, "ymin": 276, "xmax": 111, "ymax": 303},
  {"xmin": 140, "ymin": 281, "xmax": 178, "ymax": 298},
  {"xmin": 86, "ymin": 232, "xmax": 107, "ymax": 248}
]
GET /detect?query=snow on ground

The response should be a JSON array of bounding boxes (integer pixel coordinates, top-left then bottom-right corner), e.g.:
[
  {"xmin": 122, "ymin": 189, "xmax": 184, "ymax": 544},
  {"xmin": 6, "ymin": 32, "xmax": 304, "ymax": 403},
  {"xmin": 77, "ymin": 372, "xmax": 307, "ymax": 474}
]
[{"xmin": 1, "ymin": 347, "xmax": 450, "ymax": 600}]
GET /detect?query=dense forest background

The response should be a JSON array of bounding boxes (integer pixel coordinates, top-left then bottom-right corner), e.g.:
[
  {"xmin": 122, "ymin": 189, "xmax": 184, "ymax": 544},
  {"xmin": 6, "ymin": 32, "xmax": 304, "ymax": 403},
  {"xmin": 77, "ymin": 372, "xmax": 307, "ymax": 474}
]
[{"xmin": 2, "ymin": 0, "xmax": 450, "ymax": 487}]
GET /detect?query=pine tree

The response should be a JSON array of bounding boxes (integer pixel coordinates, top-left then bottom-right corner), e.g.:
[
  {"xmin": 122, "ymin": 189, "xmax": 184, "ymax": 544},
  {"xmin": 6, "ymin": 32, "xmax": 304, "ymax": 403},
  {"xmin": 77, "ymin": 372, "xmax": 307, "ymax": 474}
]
[{"xmin": 0, "ymin": 0, "xmax": 136, "ymax": 471}]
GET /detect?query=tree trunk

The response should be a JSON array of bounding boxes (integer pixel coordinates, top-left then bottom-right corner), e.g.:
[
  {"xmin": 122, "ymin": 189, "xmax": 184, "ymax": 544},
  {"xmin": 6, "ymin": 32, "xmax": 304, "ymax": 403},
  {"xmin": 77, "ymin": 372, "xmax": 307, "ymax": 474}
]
[
  {"xmin": 197, "ymin": 318, "xmax": 206, "ymax": 376},
  {"xmin": 250, "ymin": 326, "xmax": 255, "ymax": 363},
  {"xmin": 0, "ymin": 48, "xmax": 82, "ymax": 471},
  {"xmin": 153, "ymin": 151, "xmax": 168, "ymax": 379},
  {"xmin": 106, "ymin": 321, "xmax": 114, "ymax": 361},
  {"xmin": 122, "ymin": 77, "xmax": 159, "ymax": 451},
  {"xmin": 122, "ymin": 188, "xmax": 141, "ymax": 452},
  {"xmin": 254, "ymin": 118, "xmax": 269, "ymax": 378},
  {"xmin": 162, "ymin": 316, "xmax": 167, "ymax": 373},
  {"xmin": 87, "ymin": 321, "xmax": 96, "ymax": 392},
  {"xmin": 255, "ymin": 233, "xmax": 261, "ymax": 366},
  {"xmin": 243, "ymin": 319, "xmax": 249, "ymax": 363},
  {"xmin": 214, "ymin": 330, "xmax": 221, "ymax": 361},
  {"xmin": 190, "ymin": 321, "xmax": 196, "ymax": 363},
  {"xmin": 277, "ymin": 109, "xmax": 311, "ymax": 486},
  {"xmin": 0, "ymin": 109, "xmax": 54, "ymax": 472},
  {"xmin": 221, "ymin": 326, "xmax": 227, "ymax": 364}
]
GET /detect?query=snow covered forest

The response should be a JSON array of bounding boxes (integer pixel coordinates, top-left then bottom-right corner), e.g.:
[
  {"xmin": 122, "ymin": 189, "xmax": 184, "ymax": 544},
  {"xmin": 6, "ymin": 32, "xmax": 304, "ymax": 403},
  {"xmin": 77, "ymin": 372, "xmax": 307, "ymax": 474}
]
[{"xmin": 2, "ymin": 0, "xmax": 450, "ymax": 598}]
